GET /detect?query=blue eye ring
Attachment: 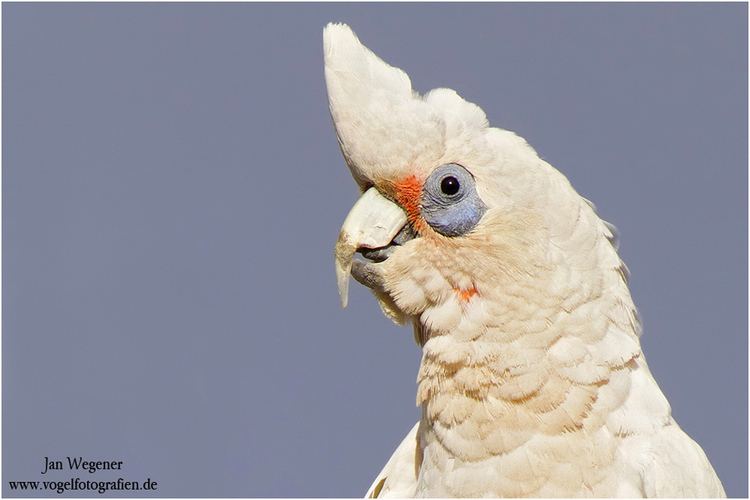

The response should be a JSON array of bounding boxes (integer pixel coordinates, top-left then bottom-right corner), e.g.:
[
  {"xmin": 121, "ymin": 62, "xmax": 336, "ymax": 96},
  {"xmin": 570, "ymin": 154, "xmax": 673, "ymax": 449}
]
[{"xmin": 420, "ymin": 164, "xmax": 487, "ymax": 237}]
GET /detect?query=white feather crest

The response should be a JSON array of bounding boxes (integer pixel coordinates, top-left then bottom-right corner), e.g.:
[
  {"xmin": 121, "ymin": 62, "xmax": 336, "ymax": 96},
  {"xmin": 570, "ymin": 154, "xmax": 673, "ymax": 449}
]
[{"xmin": 323, "ymin": 23, "xmax": 488, "ymax": 186}]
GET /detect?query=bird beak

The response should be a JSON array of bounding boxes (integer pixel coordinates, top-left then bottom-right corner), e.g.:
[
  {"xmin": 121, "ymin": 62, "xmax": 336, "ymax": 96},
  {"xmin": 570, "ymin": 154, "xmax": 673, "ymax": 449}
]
[{"xmin": 335, "ymin": 187, "xmax": 407, "ymax": 308}]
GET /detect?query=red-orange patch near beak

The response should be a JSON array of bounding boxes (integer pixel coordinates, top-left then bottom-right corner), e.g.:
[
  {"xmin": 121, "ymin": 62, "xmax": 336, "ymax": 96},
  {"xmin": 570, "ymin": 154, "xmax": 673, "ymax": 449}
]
[{"xmin": 392, "ymin": 175, "xmax": 426, "ymax": 232}]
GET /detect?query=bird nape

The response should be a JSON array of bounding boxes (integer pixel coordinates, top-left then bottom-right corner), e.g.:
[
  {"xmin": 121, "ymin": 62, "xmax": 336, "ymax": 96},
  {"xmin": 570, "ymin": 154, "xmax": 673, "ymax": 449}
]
[{"xmin": 324, "ymin": 23, "xmax": 725, "ymax": 498}]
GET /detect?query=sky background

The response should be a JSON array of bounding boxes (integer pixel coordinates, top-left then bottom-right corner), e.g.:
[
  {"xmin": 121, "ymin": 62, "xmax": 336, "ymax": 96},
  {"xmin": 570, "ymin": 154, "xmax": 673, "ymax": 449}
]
[{"xmin": 3, "ymin": 3, "xmax": 747, "ymax": 497}]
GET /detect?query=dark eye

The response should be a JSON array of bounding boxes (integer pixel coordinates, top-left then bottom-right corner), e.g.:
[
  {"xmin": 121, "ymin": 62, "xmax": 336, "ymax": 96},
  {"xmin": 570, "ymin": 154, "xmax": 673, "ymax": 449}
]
[
  {"xmin": 440, "ymin": 176, "xmax": 460, "ymax": 196},
  {"xmin": 420, "ymin": 163, "xmax": 487, "ymax": 237}
]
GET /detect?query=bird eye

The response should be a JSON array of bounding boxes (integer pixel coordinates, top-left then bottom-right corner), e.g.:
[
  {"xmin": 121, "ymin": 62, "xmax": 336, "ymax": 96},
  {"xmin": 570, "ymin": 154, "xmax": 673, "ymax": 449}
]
[
  {"xmin": 440, "ymin": 176, "xmax": 460, "ymax": 196},
  {"xmin": 420, "ymin": 164, "xmax": 487, "ymax": 237}
]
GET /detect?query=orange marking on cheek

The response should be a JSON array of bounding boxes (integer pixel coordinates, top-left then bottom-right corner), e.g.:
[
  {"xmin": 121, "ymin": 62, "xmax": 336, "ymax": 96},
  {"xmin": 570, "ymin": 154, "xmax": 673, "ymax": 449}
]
[
  {"xmin": 453, "ymin": 286, "xmax": 479, "ymax": 303},
  {"xmin": 392, "ymin": 175, "xmax": 426, "ymax": 232}
]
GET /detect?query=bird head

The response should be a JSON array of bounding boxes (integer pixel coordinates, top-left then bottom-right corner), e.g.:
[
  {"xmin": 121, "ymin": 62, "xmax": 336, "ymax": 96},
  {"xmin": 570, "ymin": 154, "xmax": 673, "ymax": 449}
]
[{"xmin": 325, "ymin": 23, "xmax": 624, "ymax": 339}]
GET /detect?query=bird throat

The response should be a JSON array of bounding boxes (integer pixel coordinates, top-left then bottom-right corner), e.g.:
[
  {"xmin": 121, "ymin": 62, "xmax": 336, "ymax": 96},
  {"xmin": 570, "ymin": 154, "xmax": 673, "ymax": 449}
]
[{"xmin": 412, "ymin": 263, "xmax": 643, "ymax": 493}]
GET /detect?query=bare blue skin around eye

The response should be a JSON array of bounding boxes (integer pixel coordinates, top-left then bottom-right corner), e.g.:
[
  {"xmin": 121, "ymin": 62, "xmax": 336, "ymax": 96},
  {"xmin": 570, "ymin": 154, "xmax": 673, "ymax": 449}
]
[{"xmin": 421, "ymin": 164, "xmax": 487, "ymax": 237}]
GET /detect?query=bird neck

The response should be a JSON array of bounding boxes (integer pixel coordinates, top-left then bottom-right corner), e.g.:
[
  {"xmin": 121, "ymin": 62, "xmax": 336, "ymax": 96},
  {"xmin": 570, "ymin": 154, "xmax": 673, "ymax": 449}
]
[{"xmin": 414, "ymin": 235, "xmax": 647, "ymax": 447}]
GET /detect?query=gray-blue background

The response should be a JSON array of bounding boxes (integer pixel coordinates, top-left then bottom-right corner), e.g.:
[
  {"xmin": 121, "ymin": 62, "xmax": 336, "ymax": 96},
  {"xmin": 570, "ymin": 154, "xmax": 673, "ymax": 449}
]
[{"xmin": 3, "ymin": 3, "xmax": 747, "ymax": 497}]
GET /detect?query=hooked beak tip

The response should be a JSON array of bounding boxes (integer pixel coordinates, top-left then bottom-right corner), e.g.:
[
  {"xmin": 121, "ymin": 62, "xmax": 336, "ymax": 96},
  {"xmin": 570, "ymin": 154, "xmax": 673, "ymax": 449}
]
[
  {"xmin": 334, "ymin": 187, "xmax": 407, "ymax": 308},
  {"xmin": 335, "ymin": 238, "xmax": 355, "ymax": 308}
]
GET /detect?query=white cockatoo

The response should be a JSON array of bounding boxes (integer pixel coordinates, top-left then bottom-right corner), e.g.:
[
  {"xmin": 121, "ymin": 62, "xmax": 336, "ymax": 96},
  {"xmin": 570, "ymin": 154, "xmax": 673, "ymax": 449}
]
[{"xmin": 325, "ymin": 23, "xmax": 725, "ymax": 498}]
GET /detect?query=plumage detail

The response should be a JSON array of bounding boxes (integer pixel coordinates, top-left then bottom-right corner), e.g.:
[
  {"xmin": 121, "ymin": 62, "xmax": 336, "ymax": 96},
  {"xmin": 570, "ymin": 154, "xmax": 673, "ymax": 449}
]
[{"xmin": 324, "ymin": 23, "xmax": 725, "ymax": 498}]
